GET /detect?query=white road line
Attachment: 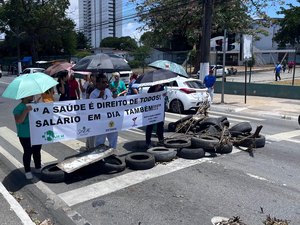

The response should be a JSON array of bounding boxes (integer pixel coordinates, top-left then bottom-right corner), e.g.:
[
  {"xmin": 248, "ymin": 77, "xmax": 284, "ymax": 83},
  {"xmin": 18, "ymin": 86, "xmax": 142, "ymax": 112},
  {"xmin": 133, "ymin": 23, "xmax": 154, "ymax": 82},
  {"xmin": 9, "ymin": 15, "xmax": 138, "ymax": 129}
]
[
  {"xmin": 58, "ymin": 157, "xmax": 211, "ymax": 206},
  {"xmin": 209, "ymin": 111, "xmax": 265, "ymax": 121},
  {"xmin": 0, "ymin": 182, "xmax": 36, "ymax": 225},
  {"xmin": 267, "ymin": 130, "xmax": 300, "ymax": 141},
  {"xmin": 0, "ymin": 127, "xmax": 57, "ymax": 163},
  {"xmin": 0, "ymin": 145, "xmax": 92, "ymax": 225},
  {"xmin": 164, "ymin": 113, "xmax": 260, "ymax": 123},
  {"xmin": 60, "ymin": 135, "xmax": 130, "ymax": 151}
]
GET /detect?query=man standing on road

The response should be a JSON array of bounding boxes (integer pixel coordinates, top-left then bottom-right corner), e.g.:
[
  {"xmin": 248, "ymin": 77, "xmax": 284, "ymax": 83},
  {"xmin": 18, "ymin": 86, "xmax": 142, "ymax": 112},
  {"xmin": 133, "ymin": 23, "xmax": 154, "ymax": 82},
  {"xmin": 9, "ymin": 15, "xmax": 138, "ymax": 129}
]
[
  {"xmin": 274, "ymin": 62, "xmax": 282, "ymax": 81},
  {"xmin": 203, "ymin": 69, "xmax": 216, "ymax": 102}
]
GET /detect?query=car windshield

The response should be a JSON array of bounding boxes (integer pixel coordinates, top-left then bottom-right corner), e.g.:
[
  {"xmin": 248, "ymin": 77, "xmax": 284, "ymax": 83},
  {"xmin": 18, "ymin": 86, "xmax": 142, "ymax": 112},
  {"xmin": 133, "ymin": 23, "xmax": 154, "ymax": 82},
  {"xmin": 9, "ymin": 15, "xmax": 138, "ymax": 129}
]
[{"xmin": 185, "ymin": 80, "xmax": 205, "ymax": 89}]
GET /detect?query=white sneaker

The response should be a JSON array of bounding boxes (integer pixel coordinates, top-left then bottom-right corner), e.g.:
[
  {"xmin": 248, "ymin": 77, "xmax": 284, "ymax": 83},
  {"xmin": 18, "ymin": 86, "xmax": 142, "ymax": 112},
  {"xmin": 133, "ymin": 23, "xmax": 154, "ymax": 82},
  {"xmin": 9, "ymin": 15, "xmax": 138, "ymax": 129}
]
[
  {"xmin": 33, "ymin": 168, "xmax": 42, "ymax": 173},
  {"xmin": 25, "ymin": 172, "xmax": 33, "ymax": 180}
]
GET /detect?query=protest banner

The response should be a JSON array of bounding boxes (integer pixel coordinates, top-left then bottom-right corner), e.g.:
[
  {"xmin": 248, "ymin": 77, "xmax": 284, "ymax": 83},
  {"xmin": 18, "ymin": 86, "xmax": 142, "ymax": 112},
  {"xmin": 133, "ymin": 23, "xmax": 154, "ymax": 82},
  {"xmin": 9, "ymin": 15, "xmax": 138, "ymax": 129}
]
[{"xmin": 29, "ymin": 91, "xmax": 165, "ymax": 145}]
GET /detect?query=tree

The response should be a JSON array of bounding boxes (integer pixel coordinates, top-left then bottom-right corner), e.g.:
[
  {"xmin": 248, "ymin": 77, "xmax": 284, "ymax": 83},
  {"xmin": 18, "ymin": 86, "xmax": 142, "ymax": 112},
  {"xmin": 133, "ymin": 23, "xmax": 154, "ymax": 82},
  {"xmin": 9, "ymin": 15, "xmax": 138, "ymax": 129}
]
[
  {"xmin": 100, "ymin": 36, "xmax": 138, "ymax": 51},
  {"xmin": 274, "ymin": 3, "xmax": 300, "ymax": 47},
  {"xmin": 0, "ymin": 0, "xmax": 76, "ymax": 60},
  {"xmin": 129, "ymin": 0, "xmax": 285, "ymax": 71},
  {"xmin": 129, "ymin": 45, "xmax": 151, "ymax": 68},
  {"xmin": 76, "ymin": 31, "xmax": 91, "ymax": 50}
]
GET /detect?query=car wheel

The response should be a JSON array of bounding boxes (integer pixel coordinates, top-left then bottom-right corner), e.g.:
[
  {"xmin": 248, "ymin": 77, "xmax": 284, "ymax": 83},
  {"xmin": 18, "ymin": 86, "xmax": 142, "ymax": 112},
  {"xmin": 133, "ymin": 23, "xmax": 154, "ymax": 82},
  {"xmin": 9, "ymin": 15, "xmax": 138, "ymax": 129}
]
[{"xmin": 170, "ymin": 99, "xmax": 184, "ymax": 114}]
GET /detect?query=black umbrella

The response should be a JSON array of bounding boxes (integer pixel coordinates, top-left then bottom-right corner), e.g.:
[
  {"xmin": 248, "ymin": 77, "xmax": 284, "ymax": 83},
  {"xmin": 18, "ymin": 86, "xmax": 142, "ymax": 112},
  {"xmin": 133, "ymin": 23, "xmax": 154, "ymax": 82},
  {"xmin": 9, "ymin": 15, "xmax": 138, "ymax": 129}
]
[
  {"xmin": 72, "ymin": 53, "xmax": 131, "ymax": 72},
  {"xmin": 135, "ymin": 69, "xmax": 178, "ymax": 87}
]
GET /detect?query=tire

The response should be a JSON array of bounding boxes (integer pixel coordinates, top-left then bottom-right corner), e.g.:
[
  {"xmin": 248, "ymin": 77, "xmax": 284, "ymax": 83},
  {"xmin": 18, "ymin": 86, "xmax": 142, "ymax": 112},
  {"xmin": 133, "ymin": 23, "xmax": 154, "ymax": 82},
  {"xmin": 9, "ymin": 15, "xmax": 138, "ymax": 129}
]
[
  {"xmin": 177, "ymin": 147, "xmax": 205, "ymax": 159},
  {"xmin": 101, "ymin": 155, "xmax": 126, "ymax": 173},
  {"xmin": 191, "ymin": 136, "xmax": 219, "ymax": 150},
  {"xmin": 238, "ymin": 135, "xmax": 266, "ymax": 148},
  {"xmin": 168, "ymin": 122, "xmax": 177, "ymax": 132},
  {"xmin": 164, "ymin": 138, "xmax": 191, "ymax": 148},
  {"xmin": 229, "ymin": 122, "xmax": 252, "ymax": 133},
  {"xmin": 215, "ymin": 143, "xmax": 233, "ymax": 154},
  {"xmin": 170, "ymin": 99, "xmax": 184, "ymax": 114},
  {"xmin": 175, "ymin": 115, "xmax": 193, "ymax": 125},
  {"xmin": 41, "ymin": 163, "xmax": 65, "ymax": 183},
  {"xmin": 147, "ymin": 147, "xmax": 177, "ymax": 162},
  {"xmin": 199, "ymin": 118, "xmax": 221, "ymax": 130},
  {"xmin": 125, "ymin": 152, "xmax": 155, "ymax": 170},
  {"xmin": 298, "ymin": 115, "xmax": 300, "ymax": 125}
]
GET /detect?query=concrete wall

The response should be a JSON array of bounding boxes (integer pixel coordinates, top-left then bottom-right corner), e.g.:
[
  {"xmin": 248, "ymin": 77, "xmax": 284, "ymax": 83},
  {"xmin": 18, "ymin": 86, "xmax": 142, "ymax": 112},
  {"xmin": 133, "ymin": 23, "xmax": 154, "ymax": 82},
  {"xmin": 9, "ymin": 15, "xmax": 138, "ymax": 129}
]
[{"xmin": 214, "ymin": 81, "xmax": 300, "ymax": 99}]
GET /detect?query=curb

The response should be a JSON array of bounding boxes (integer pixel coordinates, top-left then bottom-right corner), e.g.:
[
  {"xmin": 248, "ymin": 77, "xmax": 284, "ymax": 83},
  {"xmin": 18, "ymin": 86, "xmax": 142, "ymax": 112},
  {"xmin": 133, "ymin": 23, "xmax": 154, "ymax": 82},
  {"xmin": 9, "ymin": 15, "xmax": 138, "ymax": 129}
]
[
  {"xmin": 210, "ymin": 104, "xmax": 299, "ymax": 121},
  {"xmin": 0, "ymin": 182, "xmax": 35, "ymax": 225}
]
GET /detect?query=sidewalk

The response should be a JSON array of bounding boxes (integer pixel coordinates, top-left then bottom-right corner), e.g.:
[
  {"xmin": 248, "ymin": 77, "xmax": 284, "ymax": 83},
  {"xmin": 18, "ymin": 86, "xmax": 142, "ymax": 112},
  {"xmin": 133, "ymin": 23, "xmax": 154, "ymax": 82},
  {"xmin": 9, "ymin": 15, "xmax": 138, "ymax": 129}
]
[{"xmin": 211, "ymin": 93, "xmax": 300, "ymax": 120}]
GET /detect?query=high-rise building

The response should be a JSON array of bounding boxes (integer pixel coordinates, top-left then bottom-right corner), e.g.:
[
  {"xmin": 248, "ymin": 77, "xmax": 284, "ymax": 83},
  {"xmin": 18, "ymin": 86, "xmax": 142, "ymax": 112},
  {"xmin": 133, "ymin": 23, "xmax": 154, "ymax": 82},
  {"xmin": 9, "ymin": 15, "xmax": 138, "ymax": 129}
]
[{"xmin": 79, "ymin": 0, "xmax": 122, "ymax": 48}]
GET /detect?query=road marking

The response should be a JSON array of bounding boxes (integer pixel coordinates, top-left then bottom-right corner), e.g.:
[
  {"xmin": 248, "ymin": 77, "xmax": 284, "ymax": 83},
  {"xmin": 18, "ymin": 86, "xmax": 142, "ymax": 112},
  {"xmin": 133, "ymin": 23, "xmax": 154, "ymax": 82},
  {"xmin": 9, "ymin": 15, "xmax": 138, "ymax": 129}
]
[
  {"xmin": 58, "ymin": 157, "xmax": 211, "ymax": 206},
  {"xmin": 0, "ymin": 145, "xmax": 92, "ymax": 225},
  {"xmin": 0, "ymin": 182, "xmax": 36, "ymax": 225},
  {"xmin": 209, "ymin": 111, "xmax": 265, "ymax": 121},
  {"xmin": 60, "ymin": 135, "xmax": 130, "ymax": 151},
  {"xmin": 0, "ymin": 127, "xmax": 57, "ymax": 163},
  {"xmin": 267, "ymin": 130, "xmax": 300, "ymax": 141}
]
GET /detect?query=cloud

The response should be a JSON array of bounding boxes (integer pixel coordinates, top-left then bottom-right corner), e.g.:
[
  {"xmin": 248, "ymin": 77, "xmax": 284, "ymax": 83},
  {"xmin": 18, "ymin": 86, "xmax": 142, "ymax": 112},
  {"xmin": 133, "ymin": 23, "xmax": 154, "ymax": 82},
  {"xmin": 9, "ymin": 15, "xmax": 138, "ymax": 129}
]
[{"xmin": 122, "ymin": 22, "xmax": 145, "ymax": 41}]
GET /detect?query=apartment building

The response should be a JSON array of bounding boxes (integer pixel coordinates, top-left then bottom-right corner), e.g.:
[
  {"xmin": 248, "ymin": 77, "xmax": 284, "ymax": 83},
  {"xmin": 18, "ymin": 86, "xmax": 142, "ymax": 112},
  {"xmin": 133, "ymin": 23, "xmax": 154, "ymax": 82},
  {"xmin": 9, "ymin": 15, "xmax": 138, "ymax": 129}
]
[{"xmin": 79, "ymin": 0, "xmax": 122, "ymax": 48}]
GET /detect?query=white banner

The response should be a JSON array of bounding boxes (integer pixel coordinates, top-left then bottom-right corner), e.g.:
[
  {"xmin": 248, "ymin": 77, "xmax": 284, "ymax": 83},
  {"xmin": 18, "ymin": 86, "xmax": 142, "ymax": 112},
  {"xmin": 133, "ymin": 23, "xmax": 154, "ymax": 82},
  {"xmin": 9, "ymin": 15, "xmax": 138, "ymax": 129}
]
[{"xmin": 29, "ymin": 91, "xmax": 165, "ymax": 145}]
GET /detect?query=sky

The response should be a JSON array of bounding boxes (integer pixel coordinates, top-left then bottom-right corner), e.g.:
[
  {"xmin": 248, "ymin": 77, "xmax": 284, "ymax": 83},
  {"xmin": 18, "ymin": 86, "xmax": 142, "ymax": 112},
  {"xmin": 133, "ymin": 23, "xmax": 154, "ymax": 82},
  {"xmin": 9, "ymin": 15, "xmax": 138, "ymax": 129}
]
[{"xmin": 67, "ymin": 0, "xmax": 300, "ymax": 41}]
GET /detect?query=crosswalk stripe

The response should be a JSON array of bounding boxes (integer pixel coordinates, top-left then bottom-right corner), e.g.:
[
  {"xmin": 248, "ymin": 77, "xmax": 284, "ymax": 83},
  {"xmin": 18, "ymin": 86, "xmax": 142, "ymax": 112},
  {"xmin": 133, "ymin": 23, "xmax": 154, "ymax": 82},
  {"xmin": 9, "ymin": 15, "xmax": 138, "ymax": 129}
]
[
  {"xmin": 209, "ymin": 111, "xmax": 264, "ymax": 121},
  {"xmin": 60, "ymin": 135, "xmax": 130, "ymax": 151},
  {"xmin": 267, "ymin": 130, "xmax": 300, "ymax": 142},
  {"xmin": 58, "ymin": 145, "xmax": 243, "ymax": 207},
  {"xmin": 0, "ymin": 127, "xmax": 57, "ymax": 163},
  {"xmin": 58, "ymin": 157, "xmax": 212, "ymax": 206}
]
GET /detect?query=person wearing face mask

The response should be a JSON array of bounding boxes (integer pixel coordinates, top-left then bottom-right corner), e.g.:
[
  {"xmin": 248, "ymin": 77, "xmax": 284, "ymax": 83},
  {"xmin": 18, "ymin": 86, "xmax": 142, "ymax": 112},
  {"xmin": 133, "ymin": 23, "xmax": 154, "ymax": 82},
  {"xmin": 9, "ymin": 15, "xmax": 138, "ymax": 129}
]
[{"xmin": 90, "ymin": 74, "xmax": 118, "ymax": 149}]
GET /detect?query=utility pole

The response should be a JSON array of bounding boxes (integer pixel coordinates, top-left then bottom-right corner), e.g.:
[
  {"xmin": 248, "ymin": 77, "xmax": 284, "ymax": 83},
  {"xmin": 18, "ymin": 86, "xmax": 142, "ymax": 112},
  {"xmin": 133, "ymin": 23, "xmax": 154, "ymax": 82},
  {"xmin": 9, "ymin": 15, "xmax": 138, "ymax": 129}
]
[
  {"xmin": 221, "ymin": 29, "xmax": 226, "ymax": 103},
  {"xmin": 199, "ymin": 0, "xmax": 214, "ymax": 81}
]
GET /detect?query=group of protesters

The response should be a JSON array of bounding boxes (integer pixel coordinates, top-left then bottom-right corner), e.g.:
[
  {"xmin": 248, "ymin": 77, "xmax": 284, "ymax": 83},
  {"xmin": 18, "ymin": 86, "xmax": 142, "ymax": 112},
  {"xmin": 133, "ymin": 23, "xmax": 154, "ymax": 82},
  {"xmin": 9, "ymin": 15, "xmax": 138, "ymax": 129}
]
[{"xmin": 13, "ymin": 70, "xmax": 166, "ymax": 179}]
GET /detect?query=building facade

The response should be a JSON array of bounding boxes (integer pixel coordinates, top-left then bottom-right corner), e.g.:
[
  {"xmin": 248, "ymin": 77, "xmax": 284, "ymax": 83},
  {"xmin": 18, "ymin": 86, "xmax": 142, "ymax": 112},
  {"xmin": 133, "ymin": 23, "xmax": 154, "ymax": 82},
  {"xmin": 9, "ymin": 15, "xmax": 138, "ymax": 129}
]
[{"xmin": 79, "ymin": 0, "xmax": 122, "ymax": 48}]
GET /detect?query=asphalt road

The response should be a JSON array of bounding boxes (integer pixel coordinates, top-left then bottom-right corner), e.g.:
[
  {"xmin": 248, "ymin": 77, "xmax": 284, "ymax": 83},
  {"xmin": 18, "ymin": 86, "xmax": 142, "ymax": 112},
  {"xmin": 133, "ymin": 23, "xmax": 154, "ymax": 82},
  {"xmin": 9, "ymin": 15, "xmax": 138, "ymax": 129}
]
[{"xmin": 0, "ymin": 74, "xmax": 300, "ymax": 225}]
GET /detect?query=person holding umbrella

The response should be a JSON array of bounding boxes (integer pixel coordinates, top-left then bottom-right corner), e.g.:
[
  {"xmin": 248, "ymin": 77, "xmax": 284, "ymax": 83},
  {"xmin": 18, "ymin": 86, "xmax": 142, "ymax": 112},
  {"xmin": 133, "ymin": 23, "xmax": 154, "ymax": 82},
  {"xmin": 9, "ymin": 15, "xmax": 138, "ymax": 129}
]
[
  {"xmin": 13, "ymin": 96, "xmax": 42, "ymax": 179},
  {"xmin": 145, "ymin": 84, "xmax": 165, "ymax": 149},
  {"xmin": 56, "ymin": 72, "xmax": 69, "ymax": 101},
  {"xmin": 2, "ymin": 72, "xmax": 58, "ymax": 179}
]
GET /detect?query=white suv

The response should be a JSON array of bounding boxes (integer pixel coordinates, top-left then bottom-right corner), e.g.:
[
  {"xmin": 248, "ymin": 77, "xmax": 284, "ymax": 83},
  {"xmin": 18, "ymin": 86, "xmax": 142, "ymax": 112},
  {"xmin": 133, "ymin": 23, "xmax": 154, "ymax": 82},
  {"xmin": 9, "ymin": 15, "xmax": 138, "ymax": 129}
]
[{"xmin": 141, "ymin": 76, "xmax": 211, "ymax": 113}]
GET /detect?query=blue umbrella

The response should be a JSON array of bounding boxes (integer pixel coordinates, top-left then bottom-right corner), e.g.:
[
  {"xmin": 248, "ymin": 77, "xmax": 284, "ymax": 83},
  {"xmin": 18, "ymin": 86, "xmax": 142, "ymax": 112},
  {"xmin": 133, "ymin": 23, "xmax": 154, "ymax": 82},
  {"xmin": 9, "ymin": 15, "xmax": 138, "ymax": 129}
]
[
  {"xmin": 149, "ymin": 60, "xmax": 188, "ymax": 77},
  {"xmin": 2, "ymin": 72, "xmax": 58, "ymax": 100}
]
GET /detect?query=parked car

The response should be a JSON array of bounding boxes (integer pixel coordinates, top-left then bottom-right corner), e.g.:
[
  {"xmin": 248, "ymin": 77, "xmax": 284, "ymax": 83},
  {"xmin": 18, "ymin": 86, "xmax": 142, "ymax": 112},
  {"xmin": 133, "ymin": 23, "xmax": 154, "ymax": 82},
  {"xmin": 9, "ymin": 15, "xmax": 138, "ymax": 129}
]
[
  {"xmin": 0, "ymin": 68, "xmax": 2, "ymax": 78},
  {"xmin": 197, "ymin": 65, "xmax": 229, "ymax": 77},
  {"xmin": 140, "ymin": 76, "xmax": 211, "ymax": 113},
  {"xmin": 21, "ymin": 67, "xmax": 45, "ymax": 74}
]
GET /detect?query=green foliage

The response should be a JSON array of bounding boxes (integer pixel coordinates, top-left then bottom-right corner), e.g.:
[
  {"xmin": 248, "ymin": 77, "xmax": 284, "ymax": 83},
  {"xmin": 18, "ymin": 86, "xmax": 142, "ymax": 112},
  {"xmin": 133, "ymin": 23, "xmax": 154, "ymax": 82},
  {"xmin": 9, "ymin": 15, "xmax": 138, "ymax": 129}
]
[
  {"xmin": 0, "ymin": 0, "xmax": 76, "ymax": 60},
  {"xmin": 274, "ymin": 5, "xmax": 300, "ymax": 47},
  {"xmin": 74, "ymin": 50, "xmax": 92, "ymax": 58},
  {"xmin": 129, "ymin": 45, "xmax": 151, "ymax": 68},
  {"xmin": 100, "ymin": 36, "xmax": 138, "ymax": 51},
  {"xmin": 76, "ymin": 31, "xmax": 91, "ymax": 50},
  {"xmin": 128, "ymin": 60, "xmax": 142, "ymax": 68}
]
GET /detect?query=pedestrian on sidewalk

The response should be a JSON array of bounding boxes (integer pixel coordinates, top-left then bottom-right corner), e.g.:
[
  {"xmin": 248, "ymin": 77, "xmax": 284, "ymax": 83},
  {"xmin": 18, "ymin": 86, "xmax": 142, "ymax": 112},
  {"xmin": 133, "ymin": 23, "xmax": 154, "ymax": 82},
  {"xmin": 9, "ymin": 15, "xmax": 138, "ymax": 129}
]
[
  {"xmin": 274, "ymin": 62, "xmax": 282, "ymax": 81},
  {"xmin": 13, "ymin": 96, "xmax": 42, "ymax": 179},
  {"xmin": 203, "ymin": 69, "xmax": 216, "ymax": 102}
]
